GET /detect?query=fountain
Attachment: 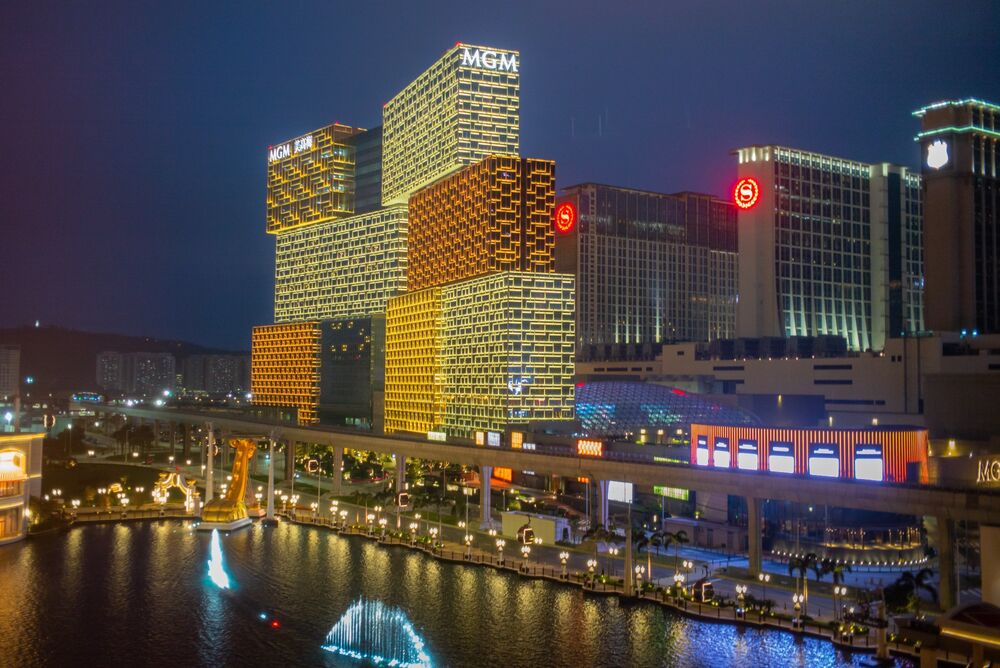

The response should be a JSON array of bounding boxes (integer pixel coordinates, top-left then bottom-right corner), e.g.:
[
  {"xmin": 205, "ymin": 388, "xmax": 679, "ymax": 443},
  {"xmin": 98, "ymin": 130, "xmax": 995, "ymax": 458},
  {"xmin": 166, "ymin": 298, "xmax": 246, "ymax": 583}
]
[
  {"xmin": 322, "ymin": 598, "xmax": 431, "ymax": 667},
  {"xmin": 206, "ymin": 529, "xmax": 232, "ymax": 590}
]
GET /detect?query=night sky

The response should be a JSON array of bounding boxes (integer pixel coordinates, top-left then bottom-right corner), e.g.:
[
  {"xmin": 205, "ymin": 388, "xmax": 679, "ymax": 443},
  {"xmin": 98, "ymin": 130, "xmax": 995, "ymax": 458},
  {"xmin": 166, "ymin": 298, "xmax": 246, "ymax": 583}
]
[{"xmin": 1, "ymin": 1, "xmax": 997, "ymax": 350}]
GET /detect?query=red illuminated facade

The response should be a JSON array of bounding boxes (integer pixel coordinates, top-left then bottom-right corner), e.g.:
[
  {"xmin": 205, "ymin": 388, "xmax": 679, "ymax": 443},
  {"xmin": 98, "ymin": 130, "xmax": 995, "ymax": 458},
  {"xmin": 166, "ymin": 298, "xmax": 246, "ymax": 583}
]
[
  {"xmin": 690, "ymin": 423, "xmax": 929, "ymax": 484},
  {"xmin": 732, "ymin": 177, "xmax": 760, "ymax": 210}
]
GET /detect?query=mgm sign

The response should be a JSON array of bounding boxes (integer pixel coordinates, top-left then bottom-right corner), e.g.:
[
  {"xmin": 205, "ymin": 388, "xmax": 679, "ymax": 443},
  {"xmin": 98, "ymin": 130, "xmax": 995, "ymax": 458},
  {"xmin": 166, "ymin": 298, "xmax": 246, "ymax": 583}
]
[{"xmin": 976, "ymin": 458, "xmax": 1000, "ymax": 486}]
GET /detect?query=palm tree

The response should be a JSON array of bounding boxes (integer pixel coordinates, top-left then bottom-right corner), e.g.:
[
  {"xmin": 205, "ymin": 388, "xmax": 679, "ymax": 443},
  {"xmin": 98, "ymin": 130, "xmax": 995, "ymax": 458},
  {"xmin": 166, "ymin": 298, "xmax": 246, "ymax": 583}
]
[
  {"xmin": 788, "ymin": 552, "xmax": 819, "ymax": 612},
  {"xmin": 634, "ymin": 530, "xmax": 664, "ymax": 578},
  {"xmin": 895, "ymin": 568, "xmax": 938, "ymax": 615},
  {"xmin": 660, "ymin": 530, "xmax": 690, "ymax": 569}
]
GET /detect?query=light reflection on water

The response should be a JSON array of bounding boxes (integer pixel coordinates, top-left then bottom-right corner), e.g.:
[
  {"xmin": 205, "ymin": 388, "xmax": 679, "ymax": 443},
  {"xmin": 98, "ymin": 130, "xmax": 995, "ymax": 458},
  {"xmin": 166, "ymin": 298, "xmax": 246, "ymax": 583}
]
[{"xmin": 0, "ymin": 522, "xmax": 915, "ymax": 667}]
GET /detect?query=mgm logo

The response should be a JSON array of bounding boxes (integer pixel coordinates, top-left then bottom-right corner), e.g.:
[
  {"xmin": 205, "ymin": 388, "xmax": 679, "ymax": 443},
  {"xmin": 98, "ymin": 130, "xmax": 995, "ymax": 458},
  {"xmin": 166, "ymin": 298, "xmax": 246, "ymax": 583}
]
[{"xmin": 976, "ymin": 458, "xmax": 1000, "ymax": 485}]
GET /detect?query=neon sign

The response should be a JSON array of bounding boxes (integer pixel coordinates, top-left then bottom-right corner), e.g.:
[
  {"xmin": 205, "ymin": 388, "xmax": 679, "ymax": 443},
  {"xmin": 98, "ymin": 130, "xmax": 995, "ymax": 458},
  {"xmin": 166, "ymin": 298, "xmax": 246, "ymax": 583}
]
[
  {"xmin": 268, "ymin": 134, "xmax": 315, "ymax": 163},
  {"xmin": 733, "ymin": 177, "xmax": 760, "ymax": 210},
  {"xmin": 460, "ymin": 48, "xmax": 518, "ymax": 73},
  {"xmin": 577, "ymin": 439, "xmax": 603, "ymax": 457},
  {"xmin": 926, "ymin": 140, "xmax": 949, "ymax": 170},
  {"xmin": 554, "ymin": 202, "xmax": 577, "ymax": 234}
]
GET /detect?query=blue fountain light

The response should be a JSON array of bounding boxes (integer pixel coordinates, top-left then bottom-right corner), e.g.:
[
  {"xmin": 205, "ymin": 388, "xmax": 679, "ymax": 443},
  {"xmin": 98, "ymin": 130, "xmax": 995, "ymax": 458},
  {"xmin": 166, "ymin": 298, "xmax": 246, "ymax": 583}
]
[
  {"xmin": 322, "ymin": 598, "xmax": 431, "ymax": 667},
  {"xmin": 206, "ymin": 528, "xmax": 232, "ymax": 589}
]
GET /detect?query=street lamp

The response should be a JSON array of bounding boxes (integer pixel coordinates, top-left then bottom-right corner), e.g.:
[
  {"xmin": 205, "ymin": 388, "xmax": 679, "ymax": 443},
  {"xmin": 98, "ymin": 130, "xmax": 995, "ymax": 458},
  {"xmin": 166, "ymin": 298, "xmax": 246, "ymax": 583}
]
[
  {"xmin": 673, "ymin": 572, "xmax": 686, "ymax": 599},
  {"xmin": 310, "ymin": 501, "xmax": 318, "ymax": 518},
  {"xmin": 735, "ymin": 584, "xmax": 748, "ymax": 618},
  {"xmin": 559, "ymin": 551, "xmax": 570, "ymax": 579},
  {"xmin": 464, "ymin": 533, "xmax": 474, "ymax": 559},
  {"xmin": 378, "ymin": 516, "xmax": 388, "ymax": 537},
  {"xmin": 634, "ymin": 565, "xmax": 646, "ymax": 595},
  {"xmin": 496, "ymin": 538, "xmax": 505, "ymax": 565},
  {"xmin": 758, "ymin": 573, "xmax": 771, "ymax": 616},
  {"xmin": 833, "ymin": 585, "xmax": 848, "ymax": 622},
  {"xmin": 366, "ymin": 512, "xmax": 376, "ymax": 534},
  {"xmin": 520, "ymin": 544, "xmax": 531, "ymax": 572},
  {"xmin": 792, "ymin": 593, "xmax": 803, "ymax": 628},
  {"xmin": 338, "ymin": 509, "xmax": 348, "ymax": 528},
  {"xmin": 608, "ymin": 546, "xmax": 619, "ymax": 577},
  {"xmin": 587, "ymin": 558, "xmax": 598, "ymax": 587},
  {"xmin": 408, "ymin": 521, "xmax": 419, "ymax": 544}
]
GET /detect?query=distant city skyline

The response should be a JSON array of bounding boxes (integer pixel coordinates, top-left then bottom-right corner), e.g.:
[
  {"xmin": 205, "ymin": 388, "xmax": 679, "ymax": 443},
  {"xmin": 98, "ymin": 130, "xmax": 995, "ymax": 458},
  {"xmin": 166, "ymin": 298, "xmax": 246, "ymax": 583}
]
[{"xmin": 1, "ymin": 1, "xmax": 998, "ymax": 348}]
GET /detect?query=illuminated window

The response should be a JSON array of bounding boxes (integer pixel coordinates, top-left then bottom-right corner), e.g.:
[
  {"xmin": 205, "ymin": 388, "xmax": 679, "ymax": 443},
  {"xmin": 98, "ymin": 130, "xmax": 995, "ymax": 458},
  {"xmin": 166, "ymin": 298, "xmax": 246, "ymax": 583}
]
[
  {"xmin": 737, "ymin": 440, "xmax": 759, "ymax": 471},
  {"xmin": 695, "ymin": 435, "xmax": 709, "ymax": 466},
  {"xmin": 854, "ymin": 444, "xmax": 884, "ymax": 482},
  {"xmin": 768, "ymin": 441, "xmax": 795, "ymax": 474},
  {"xmin": 713, "ymin": 437, "xmax": 730, "ymax": 468},
  {"xmin": 808, "ymin": 443, "xmax": 840, "ymax": 478}
]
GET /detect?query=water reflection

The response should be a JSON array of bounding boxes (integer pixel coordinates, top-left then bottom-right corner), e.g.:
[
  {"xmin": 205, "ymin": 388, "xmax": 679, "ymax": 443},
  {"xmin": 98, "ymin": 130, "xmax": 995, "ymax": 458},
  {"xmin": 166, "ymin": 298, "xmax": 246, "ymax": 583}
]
[{"xmin": 0, "ymin": 522, "xmax": 913, "ymax": 668}]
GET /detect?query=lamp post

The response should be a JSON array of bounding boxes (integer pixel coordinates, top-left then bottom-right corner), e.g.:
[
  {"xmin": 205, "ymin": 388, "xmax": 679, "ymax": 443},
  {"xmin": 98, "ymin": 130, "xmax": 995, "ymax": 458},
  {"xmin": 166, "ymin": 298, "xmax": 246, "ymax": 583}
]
[
  {"xmin": 366, "ymin": 513, "xmax": 375, "ymax": 535},
  {"xmin": 735, "ymin": 584, "xmax": 747, "ymax": 618},
  {"xmin": 634, "ymin": 565, "xmax": 646, "ymax": 596},
  {"xmin": 338, "ymin": 509, "xmax": 348, "ymax": 529},
  {"xmin": 496, "ymin": 538, "xmax": 505, "ymax": 566},
  {"xmin": 758, "ymin": 573, "xmax": 771, "ymax": 617},
  {"xmin": 520, "ymin": 544, "xmax": 531, "ymax": 572},
  {"xmin": 464, "ymin": 533, "xmax": 473, "ymax": 559},
  {"xmin": 429, "ymin": 526, "xmax": 438, "ymax": 550},
  {"xmin": 833, "ymin": 585, "xmax": 847, "ymax": 622},
  {"xmin": 559, "ymin": 551, "xmax": 570, "ymax": 579},
  {"xmin": 792, "ymin": 593, "xmax": 803, "ymax": 628},
  {"xmin": 310, "ymin": 502, "xmax": 318, "ymax": 519},
  {"xmin": 673, "ymin": 572, "xmax": 686, "ymax": 600},
  {"xmin": 378, "ymin": 516, "xmax": 387, "ymax": 538},
  {"xmin": 121, "ymin": 496, "xmax": 129, "ymax": 518},
  {"xmin": 587, "ymin": 558, "xmax": 598, "ymax": 587},
  {"xmin": 608, "ymin": 546, "xmax": 619, "ymax": 577}
]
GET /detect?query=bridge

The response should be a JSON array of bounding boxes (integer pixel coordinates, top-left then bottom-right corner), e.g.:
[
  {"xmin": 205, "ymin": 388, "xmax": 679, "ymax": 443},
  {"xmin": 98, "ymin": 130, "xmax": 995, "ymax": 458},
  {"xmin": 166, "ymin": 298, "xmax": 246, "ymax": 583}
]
[{"xmin": 92, "ymin": 404, "xmax": 1000, "ymax": 609}]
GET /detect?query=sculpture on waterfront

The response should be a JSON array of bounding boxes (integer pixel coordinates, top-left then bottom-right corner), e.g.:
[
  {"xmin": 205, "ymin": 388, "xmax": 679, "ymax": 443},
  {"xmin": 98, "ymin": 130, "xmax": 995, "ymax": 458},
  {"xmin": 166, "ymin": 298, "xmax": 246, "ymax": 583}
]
[
  {"xmin": 198, "ymin": 437, "xmax": 256, "ymax": 531},
  {"xmin": 152, "ymin": 471, "xmax": 200, "ymax": 513},
  {"xmin": 322, "ymin": 598, "xmax": 431, "ymax": 667}
]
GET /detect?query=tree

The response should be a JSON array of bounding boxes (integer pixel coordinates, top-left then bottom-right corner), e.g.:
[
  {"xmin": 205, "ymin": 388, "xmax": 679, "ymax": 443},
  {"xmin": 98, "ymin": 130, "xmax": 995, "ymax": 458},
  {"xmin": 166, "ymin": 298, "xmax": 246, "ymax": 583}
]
[
  {"xmin": 660, "ymin": 530, "xmax": 689, "ymax": 568},
  {"xmin": 583, "ymin": 524, "xmax": 620, "ymax": 560},
  {"xmin": 893, "ymin": 569, "xmax": 938, "ymax": 615}
]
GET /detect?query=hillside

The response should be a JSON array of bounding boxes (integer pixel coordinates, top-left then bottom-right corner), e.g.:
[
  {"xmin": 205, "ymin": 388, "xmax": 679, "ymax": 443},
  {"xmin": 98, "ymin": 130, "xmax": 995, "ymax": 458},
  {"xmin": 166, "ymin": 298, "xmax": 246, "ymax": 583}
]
[{"xmin": 0, "ymin": 324, "xmax": 246, "ymax": 393}]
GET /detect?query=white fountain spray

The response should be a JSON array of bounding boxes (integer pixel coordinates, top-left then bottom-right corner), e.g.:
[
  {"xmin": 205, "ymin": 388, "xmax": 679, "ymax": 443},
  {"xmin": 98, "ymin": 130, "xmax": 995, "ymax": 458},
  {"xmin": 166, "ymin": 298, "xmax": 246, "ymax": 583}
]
[
  {"xmin": 206, "ymin": 528, "xmax": 231, "ymax": 589},
  {"xmin": 322, "ymin": 598, "xmax": 431, "ymax": 667}
]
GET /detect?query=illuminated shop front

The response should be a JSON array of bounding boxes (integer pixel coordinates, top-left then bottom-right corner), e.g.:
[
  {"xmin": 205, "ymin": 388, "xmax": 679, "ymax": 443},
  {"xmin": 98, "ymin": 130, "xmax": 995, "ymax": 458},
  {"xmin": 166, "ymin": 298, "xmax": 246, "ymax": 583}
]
[{"xmin": 690, "ymin": 424, "xmax": 928, "ymax": 484}]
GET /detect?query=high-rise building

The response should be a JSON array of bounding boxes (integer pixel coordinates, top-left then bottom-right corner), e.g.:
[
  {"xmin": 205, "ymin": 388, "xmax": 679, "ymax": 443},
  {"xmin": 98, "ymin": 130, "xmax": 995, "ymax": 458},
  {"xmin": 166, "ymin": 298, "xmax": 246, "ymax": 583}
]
[
  {"xmin": 554, "ymin": 184, "xmax": 738, "ymax": 361},
  {"xmin": 182, "ymin": 354, "xmax": 250, "ymax": 395},
  {"xmin": 407, "ymin": 156, "xmax": 554, "ymax": 291},
  {"xmin": 96, "ymin": 352, "xmax": 175, "ymax": 396},
  {"xmin": 734, "ymin": 145, "xmax": 923, "ymax": 351},
  {"xmin": 385, "ymin": 271, "xmax": 575, "ymax": 437},
  {"xmin": 273, "ymin": 204, "xmax": 408, "ymax": 323},
  {"xmin": 266, "ymin": 123, "xmax": 365, "ymax": 235},
  {"xmin": 347, "ymin": 126, "xmax": 384, "ymax": 215},
  {"xmin": 914, "ymin": 98, "xmax": 1000, "ymax": 334},
  {"xmin": 0, "ymin": 433, "xmax": 43, "ymax": 545},
  {"xmin": 381, "ymin": 43, "xmax": 520, "ymax": 205},
  {"xmin": 0, "ymin": 345, "xmax": 20, "ymax": 398},
  {"xmin": 251, "ymin": 318, "xmax": 385, "ymax": 427}
]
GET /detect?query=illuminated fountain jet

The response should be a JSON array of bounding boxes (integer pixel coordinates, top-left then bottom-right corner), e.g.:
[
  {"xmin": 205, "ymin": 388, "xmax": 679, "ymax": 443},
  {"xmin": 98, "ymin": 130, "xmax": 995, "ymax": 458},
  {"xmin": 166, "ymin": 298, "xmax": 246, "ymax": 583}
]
[
  {"xmin": 206, "ymin": 529, "xmax": 231, "ymax": 590},
  {"xmin": 322, "ymin": 598, "xmax": 431, "ymax": 667}
]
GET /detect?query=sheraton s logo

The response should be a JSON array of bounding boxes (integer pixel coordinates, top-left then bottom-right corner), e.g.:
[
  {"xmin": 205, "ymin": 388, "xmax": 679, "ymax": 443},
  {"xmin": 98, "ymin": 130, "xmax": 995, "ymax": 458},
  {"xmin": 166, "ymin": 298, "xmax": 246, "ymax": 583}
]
[
  {"xmin": 554, "ymin": 202, "xmax": 577, "ymax": 234},
  {"xmin": 733, "ymin": 177, "xmax": 761, "ymax": 210},
  {"xmin": 461, "ymin": 47, "xmax": 518, "ymax": 73}
]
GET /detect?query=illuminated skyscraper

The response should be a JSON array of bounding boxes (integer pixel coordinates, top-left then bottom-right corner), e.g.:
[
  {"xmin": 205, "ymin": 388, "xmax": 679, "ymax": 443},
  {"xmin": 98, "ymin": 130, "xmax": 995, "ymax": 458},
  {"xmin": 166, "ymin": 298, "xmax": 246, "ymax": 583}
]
[
  {"xmin": 381, "ymin": 43, "xmax": 520, "ymax": 205},
  {"xmin": 734, "ymin": 145, "xmax": 923, "ymax": 351},
  {"xmin": 385, "ymin": 272, "xmax": 574, "ymax": 437},
  {"xmin": 554, "ymin": 183, "xmax": 737, "ymax": 361},
  {"xmin": 914, "ymin": 98, "xmax": 1000, "ymax": 334},
  {"xmin": 407, "ymin": 155, "xmax": 553, "ymax": 291}
]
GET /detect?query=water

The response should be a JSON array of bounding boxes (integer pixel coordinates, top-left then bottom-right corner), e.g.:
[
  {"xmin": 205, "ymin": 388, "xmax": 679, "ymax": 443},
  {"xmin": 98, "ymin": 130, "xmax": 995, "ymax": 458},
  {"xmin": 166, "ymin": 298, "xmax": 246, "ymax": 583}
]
[
  {"xmin": 207, "ymin": 528, "xmax": 231, "ymax": 590},
  {"xmin": 0, "ymin": 522, "xmax": 913, "ymax": 667},
  {"xmin": 323, "ymin": 598, "xmax": 431, "ymax": 667}
]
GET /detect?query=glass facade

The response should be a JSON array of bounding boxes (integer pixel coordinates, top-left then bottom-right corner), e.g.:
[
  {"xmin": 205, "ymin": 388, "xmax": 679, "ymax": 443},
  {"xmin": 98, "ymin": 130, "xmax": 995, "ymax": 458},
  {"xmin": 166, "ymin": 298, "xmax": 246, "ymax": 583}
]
[
  {"xmin": 273, "ymin": 205, "xmax": 408, "ymax": 323},
  {"xmin": 574, "ymin": 381, "xmax": 758, "ymax": 437},
  {"xmin": 736, "ymin": 145, "xmax": 924, "ymax": 351},
  {"xmin": 556, "ymin": 184, "xmax": 737, "ymax": 361},
  {"xmin": 382, "ymin": 43, "xmax": 520, "ymax": 205}
]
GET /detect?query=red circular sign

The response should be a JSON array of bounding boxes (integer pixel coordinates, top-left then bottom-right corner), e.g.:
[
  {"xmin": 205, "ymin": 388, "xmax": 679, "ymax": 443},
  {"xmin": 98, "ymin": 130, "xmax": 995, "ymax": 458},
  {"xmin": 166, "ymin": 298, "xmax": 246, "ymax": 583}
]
[
  {"xmin": 733, "ymin": 177, "xmax": 760, "ymax": 210},
  {"xmin": 554, "ymin": 202, "xmax": 577, "ymax": 234}
]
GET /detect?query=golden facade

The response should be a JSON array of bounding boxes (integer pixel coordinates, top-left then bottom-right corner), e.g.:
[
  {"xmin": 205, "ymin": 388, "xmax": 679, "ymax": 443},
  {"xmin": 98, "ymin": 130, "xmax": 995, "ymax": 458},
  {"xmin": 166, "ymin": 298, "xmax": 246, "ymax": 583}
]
[
  {"xmin": 381, "ymin": 43, "xmax": 520, "ymax": 205},
  {"xmin": 251, "ymin": 322, "xmax": 322, "ymax": 424},
  {"xmin": 274, "ymin": 204, "xmax": 408, "ymax": 322},
  {"xmin": 384, "ymin": 272, "xmax": 575, "ymax": 438},
  {"xmin": 266, "ymin": 123, "xmax": 362, "ymax": 235},
  {"xmin": 407, "ymin": 156, "xmax": 555, "ymax": 291},
  {"xmin": 384, "ymin": 288, "xmax": 444, "ymax": 434}
]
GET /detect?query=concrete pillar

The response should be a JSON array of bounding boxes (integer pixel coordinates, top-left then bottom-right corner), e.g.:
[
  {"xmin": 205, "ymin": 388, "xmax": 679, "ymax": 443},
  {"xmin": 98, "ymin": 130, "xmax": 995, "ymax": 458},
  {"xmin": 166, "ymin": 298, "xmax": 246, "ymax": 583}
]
[
  {"xmin": 624, "ymin": 523, "xmax": 634, "ymax": 597},
  {"xmin": 265, "ymin": 439, "xmax": 276, "ymax": 521},
  {"xmin": 981, "ymin": 524, "xmax": 1000, "ymax": 606},
  {"xmin": 284, "ymin": 441, "xmax": 295, "ymax": 482},
  {"xmin": 747, "ymin": 496, "xmax": 763, "ymax": 577},
  {"xmin": 595, "ymin": 479, "xmax": 610, "ymax": 528},
  {"xmin": 480, "ymin": 465, "xmax": 493, "ymax": 529},
  {"xmin": 937, "ymin": 516, "xmax": 956, "ymax": 611},
  {"xmin": 204, "ymin": 423, "xmax": 214, "ymax": 504},
  {"xmin": 331, "ymin": 446, "xmax": 343, "ymax": 497},
  {"xmin": 395, "ymin": 453, "xmax": 406, "ymax": 494}
]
